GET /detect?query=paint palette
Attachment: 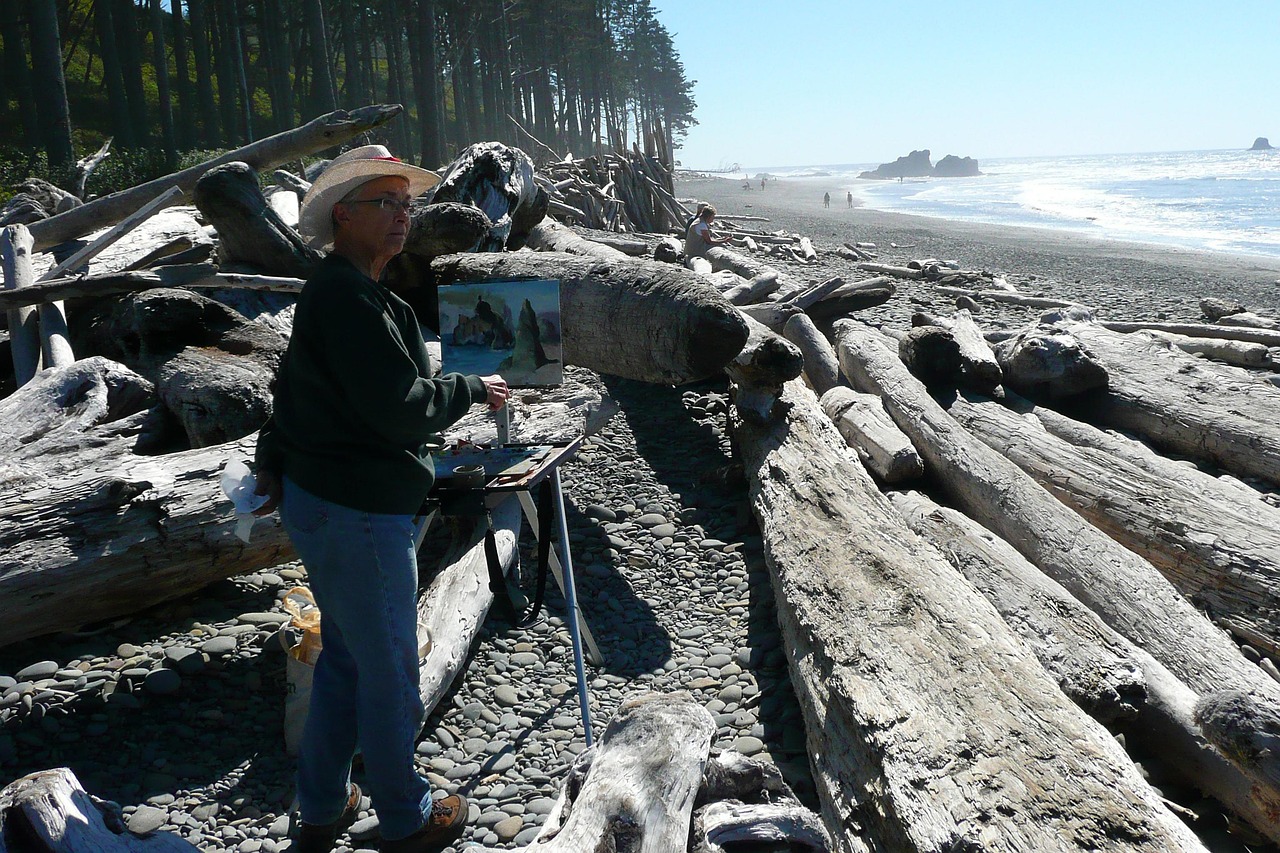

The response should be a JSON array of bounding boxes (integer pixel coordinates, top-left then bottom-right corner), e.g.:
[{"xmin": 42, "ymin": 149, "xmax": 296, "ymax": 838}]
[{"xmin": 433, "ymin": 444, "xmax": 555, "ymax": 487}]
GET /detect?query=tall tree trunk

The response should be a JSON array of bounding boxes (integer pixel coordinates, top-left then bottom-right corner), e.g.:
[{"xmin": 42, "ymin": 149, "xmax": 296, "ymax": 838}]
[
  {"xmin": 91, "ymin": 0, "xmax": 137, "ymax": 148},
  {"xmin": 169, "ymin": 0, "xmax": 196, "ymax": 149},
  {"xmin": 337, "ymin": 0, "xmax": 359, "ymax": 103},
  {"xmin": 418, "ymin": 0, "xmax": 443, "ymax": 167},
  {"xmin": 185, "ymin": 0, "xmax": 218, "ymax": 146},
  {"xmin": 27, "ymin": 0, "xmax": 75, "ymax": 171},
  {"xmin": 114, "ymin": 0, "xmax": 151, "ymax": 146},
  {"xmin": 225, "ymin": 0, "xmax": 253, "ymax": 141},
  {"xmin": 148, "ymin": 0, "xmax": 177, "ymax": 169},
  {"xmin": 1, "ymin": 4, "xmax": 39, "ymax": 148},
  {"xmin": 383, "ymin": 6, "xmax": 413, "ymax": 156},
  {"xmin": 303, "ymin": 0, "xmax": 336, "ymax": 119},
  {"xmin": 359, "ymin": 8, "xmax": 375, "ymax": 107},
  {"xmin": 210, "ymin": 2, "xmax": 238, "ymax": 144}
]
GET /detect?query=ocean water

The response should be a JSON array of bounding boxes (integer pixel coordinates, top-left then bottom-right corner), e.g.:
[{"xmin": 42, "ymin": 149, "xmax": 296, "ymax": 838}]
[{"xmin": 757, "ymin": 149, "xmax": 1280, "ymax": 259}]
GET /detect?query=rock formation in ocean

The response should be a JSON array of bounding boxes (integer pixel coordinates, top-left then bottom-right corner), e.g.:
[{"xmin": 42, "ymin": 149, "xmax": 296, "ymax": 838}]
[
  {"xmin": 1251, "ymin": 137, "xmax": 1274, "ymax": 151},
  {"xmin": 934, "ymin": 155, "xmax": 982, "ymax": 177},
  {"xmin": 499, "ymin": 298, "xmax": 558, "ymax": 376},
  {"xmin": 859, "ymin": 150, "xmax": 934, "ymax": 180},
  {"xmin": 859, "ymin": 150, "xmax": 982, "ymax": 180}
]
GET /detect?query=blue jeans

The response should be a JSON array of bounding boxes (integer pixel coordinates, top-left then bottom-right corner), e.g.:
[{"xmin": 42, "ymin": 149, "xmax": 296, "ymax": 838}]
[{"xmin": 281, "ymin": 476, "xmax": 434, "ymax": 841}]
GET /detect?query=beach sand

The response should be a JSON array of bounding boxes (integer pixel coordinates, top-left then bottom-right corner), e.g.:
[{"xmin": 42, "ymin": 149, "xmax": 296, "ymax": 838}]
[{"xmin": 678, "ymin": 174, "xmax": 1280, "ymax": 323}]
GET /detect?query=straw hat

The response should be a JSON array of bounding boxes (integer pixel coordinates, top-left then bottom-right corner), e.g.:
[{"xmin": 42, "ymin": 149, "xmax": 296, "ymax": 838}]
[{"xmin": 297, "ymin": 144, "xmax": 440, "ymax": 249}]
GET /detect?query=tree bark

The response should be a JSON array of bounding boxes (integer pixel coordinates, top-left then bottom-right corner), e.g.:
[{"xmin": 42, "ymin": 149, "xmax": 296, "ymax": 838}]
[
  {"xmin": 114, "ymin": 0, "xmax": 151, "ymax": 146},
  {"xmin": 92, "ymin": 0, "xmax": 137, "ymax": 149},
  {"xmin": 148, "ymin": 0, "xmax": 177, "ymax": 169},
  {"xmin": 949, "ymin": 392, "xmax": 1280, "ymax": 659},
  {"xmin": 169, "ymin": 0, "xmax": 195, "ymax": 149},
  {"xmin": 27, "ymin": 105, "xmax": 403, "ymax": 253},
  {"xmin": 28, "ymin": 0, "xmax": 75, "ymax": 170},
  {"xmin": 303, "ymin": 0, "xmax": 337, "ymax": 117},
  {"xmin": 1064, "ymin": 322, "xmax": 1280, "ymax": 488},
  {"xmin": 733, "ymin": 379, "xmax": 1208, "ymax": 852},
  {"xmin": 890, "ymin": 489, "xmax": 1280, "ymax": 844},
  {"xmin": 430, "ymin": 251, "xmax": 750, "ymax": 386},
  {"xmin": 833, "ymin": 319, "xmax": 1280, "ymax": 793},
  {"xmin": 184, "ymin": 0, "xmax": 219, "ymax": 147},
  {"xmin": 0, "ymin": 3, "xmax": 39, "ymax": 149}
]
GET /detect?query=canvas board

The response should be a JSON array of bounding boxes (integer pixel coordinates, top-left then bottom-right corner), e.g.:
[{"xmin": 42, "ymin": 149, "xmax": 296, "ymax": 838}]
[{"xmin": 437, "ymin": 279, "xmax": 563, "ymax": 387}]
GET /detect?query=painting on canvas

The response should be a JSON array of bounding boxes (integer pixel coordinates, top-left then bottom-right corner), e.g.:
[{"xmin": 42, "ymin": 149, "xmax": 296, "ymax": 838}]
[{"xmin": 437, "ymin": 279, "xmax": 563, "ymax": 387}]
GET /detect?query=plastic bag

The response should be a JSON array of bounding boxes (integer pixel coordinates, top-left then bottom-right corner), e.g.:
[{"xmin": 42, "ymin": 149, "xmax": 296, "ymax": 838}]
[
  {"xmin": 282, "ymin": 586, "xmax": 322, "ymax": 756},
  {"xmin": 220, "ymin": 459, "xmax": 268, "ymax": 543}
]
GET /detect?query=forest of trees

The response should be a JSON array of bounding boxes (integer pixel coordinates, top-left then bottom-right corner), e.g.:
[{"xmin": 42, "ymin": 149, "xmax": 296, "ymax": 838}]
[{"xmin": 0, "ymin": 0, "xmax": 697, "ymax": 185}]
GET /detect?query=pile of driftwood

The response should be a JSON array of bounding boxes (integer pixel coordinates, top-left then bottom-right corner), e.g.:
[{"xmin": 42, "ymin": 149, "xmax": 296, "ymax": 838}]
[
  {"xmin": 8, "ymin": 102, "xmax": 1280, "ymax": 850},
  {"xmin": 730, "ymin": 267, "xmax": 1280, "ymax": 849}
]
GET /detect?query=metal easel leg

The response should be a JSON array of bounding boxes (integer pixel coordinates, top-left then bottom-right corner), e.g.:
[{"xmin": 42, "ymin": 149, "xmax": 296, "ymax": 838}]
[{"xmin": 550, "ymin": 468, "xmax": 593, "ymax": 746}]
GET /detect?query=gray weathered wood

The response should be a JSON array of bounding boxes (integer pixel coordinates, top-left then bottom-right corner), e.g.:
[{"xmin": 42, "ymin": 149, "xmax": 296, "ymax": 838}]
[
  {"xmin": 193, "ymin": 162, "xmax": 322, "ymax": 278},
  {"xmin": 524, "ymin": 216, "xmax": 630, "ymax": 262},
  {"xmin": 430, "ymin": 252, "xmax": 749, "ymax": 386},
  {"xmin": 2, "ymin": 224, "xmax": 42, "ymax": 385},
  {"xmin": 833, "ymin": 319, "xmax": 1280, "ymax": 794},
  {"xmin": 890, "ymin": 490, "xmax": 1280, "ymax": 844},
  {"xmin": 27, "ymin": 105, "xmax": 403, "ymax": 252},
  {"xmin": 1099, "ymin": 319, "xmax": 1280, "ymax": 348},
  {"xmin": 1064, "ymin": 322, "xmax": 1280, "ymax": 488},
  {"xmin": 818, "ymin": 386, "xmax": 923, "ymax": 483},
  {"xmin": 949, "ymin": 393, "xmax": 1280, "ymax": 659},
  {"xmin": 0, "ymin": 768, "xmax": 199, "ymax": 851},
  {"xmin": 1143, "ymin": 328, "xmax": 1271, "ymax": 368},
  {"xmin": 783, "ymin": 312, "xmax": 841, "ymax": 396},
  {"xmin": 733, "ymin": 379, "xmax": 1208, "ymax": 852},
  {"xmin": 725, "ymin": 315, "xmax": 803, "ymax": 423}
]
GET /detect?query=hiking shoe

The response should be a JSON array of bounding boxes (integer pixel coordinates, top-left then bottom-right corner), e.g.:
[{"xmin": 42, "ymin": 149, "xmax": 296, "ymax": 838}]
[
  {"xmin": 295, "ymin": 783, "xmax": 362, "ymax": 853},
  {"xmin": 381, "ymin": 794, "xmax": 469, "ymax": 852}
]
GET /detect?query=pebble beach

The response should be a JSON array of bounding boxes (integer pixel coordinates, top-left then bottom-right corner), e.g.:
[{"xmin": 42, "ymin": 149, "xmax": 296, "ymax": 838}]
[{"xmin": 4, "ymin": 172, "xmax": 1280, "ymax": 851}]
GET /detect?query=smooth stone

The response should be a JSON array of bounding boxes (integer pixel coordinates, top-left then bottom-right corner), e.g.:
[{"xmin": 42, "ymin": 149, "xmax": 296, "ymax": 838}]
[
  {"xmin": 650, "ymin": 523, "xmax": 678, "ymax": 538},
  {"xmin": 635, "ymin": 513, "xmax": 667, "ymax": 527},
  {"xmin": 127, "ymin": 805, "xmax": 168, "ymax": 834},
  {"xmin": 349, "ymin": 816, "xmax": 381, "ymax": 840},
  {"xmin": 526, "ymin": 797, "xmax": 557, "ymax": 815},
  {"xmin": 494, "ymin": 816, "xmax": 524, "ymax": 840},
  {"xmin": 166, "ymin": 647, "xmax": 205, "ymax": 675},
  {"xmin": 490, "ymin": 752, "xmax": 518, "ymax": 773},
  {"xmin": 583, "ymin": 505, "xmax": 616, "ymax": 522},
  {"xmin": 732, "ymin": 735, "xmax": 765, "ymax": 756},
  {"xmin": 16, "ymin": 661, "xmax": 59, "ymax": 680},
  {"xmin": 202, "ymin": 636, "xmax": 238, "ymax": 655},
  {"xmin": 144, "ymin": 669, "xmax": 182, "ymax": 695},
  {"xmin": 509, "ymin": 653, "xmax": 539, "ymax": 667},
  {"xmin": 238, "ymin": 612, "xmax": 289, "ymax": 626}
]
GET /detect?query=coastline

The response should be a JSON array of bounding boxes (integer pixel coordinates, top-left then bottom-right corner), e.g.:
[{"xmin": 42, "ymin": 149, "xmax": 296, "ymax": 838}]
[{"xmin": 678, "ymin": 174, "xmax": 1280, "ymax": 319}]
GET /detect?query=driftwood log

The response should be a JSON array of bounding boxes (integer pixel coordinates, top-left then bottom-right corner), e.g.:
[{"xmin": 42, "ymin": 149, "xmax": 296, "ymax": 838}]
[
  {"xmin": 818, "ymin": 387, "xmax": 922, "ymax": 483},
  {"xmin": 1099, "ymin": 319, "xmax": 1280, "ymax": 348},
  {"xmin": 429, "ymin": 142, "xmax": 548, "ymax": 250},
  {"xmin": 733, "ymin": 379, "xmax": 1208, "ymax": 851},
  {"xmin": 948, "ymin": 393, "xmax": 1280, "ymax": 659},
  {"xmin": 192, "ymin": 161, "xmax": 322, "ymax": 278},
  {"xmin": 3, "ymin": 224, "xmax": 42, "ymax": 385},
  {"xmin": 1143, "ymin": 328, "xmax": 1271, "ymax": 368},
  {"xmin": 833, "ymin": 320, "xmax": 1280, "ymax": 797},
  {"xmin": 524, "ymin": 217, "xmax": 630, "ymax": 263},
  {"xmin": 782, "ymin": 312, "xmax": 840, "ymax": 396},
  {"xmin": 890, "ymin": 490, "xmax": 1280, "ymax": 843},
  {"xmin": 400, "ymin": 202, "xmax": 492, "ymax": 260},
  {"xmin": 0, "ymin": 767, "xmax": 199, "ymax": 852},
  {"xmin": 724, "ymin": 315, "xmax": 803, "ymax": 424},
  {"xmin": 27, "ymin": 105, "xmax": 402, "ymax": 253},
  {"xmin": 992, "ymin": 324, "xmax": 1109, "ymax": 400},
  {"xmin": 1061, "ymin": 322, "xmax": 1280, "ymax": 488},
  {"xmin": 429, "ymin": 252, "xmax": 749, "ymax": 385}
]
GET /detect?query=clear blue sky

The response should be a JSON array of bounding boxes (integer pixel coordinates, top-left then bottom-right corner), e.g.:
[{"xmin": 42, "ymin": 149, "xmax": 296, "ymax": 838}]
[{"xmin": 653, "ymin": 0, "xmax": 1280, "ymax": 169}]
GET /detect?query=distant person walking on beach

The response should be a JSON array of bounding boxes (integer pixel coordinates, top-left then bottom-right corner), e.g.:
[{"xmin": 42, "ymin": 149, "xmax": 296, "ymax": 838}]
[
  {"xmin": 847, "ymin": 191, "xmax": 853, "ymax": 208},
  {"xmin": 684, "ymin": 205, "xmax": 734, "ymax": 256},
  {"xmin": 823, "ymin": 192, "xmax": 830, "ymax": 208}
]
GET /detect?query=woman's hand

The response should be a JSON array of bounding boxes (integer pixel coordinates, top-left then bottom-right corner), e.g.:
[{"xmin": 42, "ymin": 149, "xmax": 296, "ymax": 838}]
[
  {"xmin": 482, "ymin": 374, "xmax": 510, "ymax": 411},
  {"xmin": 253, "ymin": 469, "xmax": 282, "ymax": 516}
]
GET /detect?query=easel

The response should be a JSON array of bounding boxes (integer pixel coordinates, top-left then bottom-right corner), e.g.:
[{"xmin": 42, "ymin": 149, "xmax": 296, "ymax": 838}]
[{"xmin": 420, "ymin": 403, "xmax": 598, "ymax": 745}]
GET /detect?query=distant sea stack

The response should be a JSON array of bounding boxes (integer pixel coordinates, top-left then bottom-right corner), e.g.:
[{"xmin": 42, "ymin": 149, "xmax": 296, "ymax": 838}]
[
  {"xmin": 1251, "ymin": 137, "xmax": 1274, "ymax": 151},
  {"xmin": 858, "ymin": 149, "xmax": 982, "ymax": 180}
]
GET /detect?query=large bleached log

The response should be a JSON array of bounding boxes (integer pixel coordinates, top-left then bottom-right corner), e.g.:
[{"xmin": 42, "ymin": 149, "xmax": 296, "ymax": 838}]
[
  {"xmin": 1216, "ymin": 311, "xmax": 1280, "ymax": 331},
  {"xmin": 819, "ymin": 387, "xmax": 923, "ymax": 483},
  {"xmin": 416, "ymin": 499, "xmax": 520, "ymax": 727},
  {"xmin": 0, "ymin": 366, "xmax": 294, "ymax": 648},
  {"xmin": 703, "ymin": 246, "xmax": 802, "ymax": 297},
  {"xmin": 524, "ymin": 216, "xmax": 630, "ymax": 262},
  {"xmin": 732, "ymin": 379, "xmax": 1207, "ymax": 852},
  {"xmin": 783, "ymin": 312, "xmax": 840, "ymax": 395},
  {"xmin": 0, "ymin": 767, "xmax": 199, "ymax": 851},
  {"xmin": 934, "ymin": 285, "xmax": 1080, "ymax": 309},
  {"xmin": 1100, "ymin": 319, "xmax": 1280, "ymax": 348},
  {"xmin": 430, "ymin": 252, "xmax": 749, "ymax": 385},
  {"xmin": 192, "ymin": 161, "xmax": 322, "ymax": 278},
  {"xmin": 1064, "ymin": 322, "xmax": 1280, "ymax": 488},
  {"xmin": 27, "ymin": 105, "xmax": 403, "ymax": 253},
  {"xmin": 3, "ymin": 224, "xmax": 42, "ymax": 386},
  {"xmin": 1143, "ymin": 328, "xmax": 1271, "ymax": 368},
  {"xmin": 890, "ymin": 490, "xmax": 1280, "ymax": 843},
  {"xmin": 912, "ymin": 308, "xmax": 1001, "ymax": 392},
  {"xmin": 949, "ymin": 393, "xmax": 1280, "ymax": 658},
  {"xmin": 722, "ymin": 271, "xmax": 780, "ymax": 305},
  {"xmin": 833, "ymin": 320, "xmax": 1280, "ymax": 793},
  {"xmin": 724, "ymin": 315, "xmax": 803, "ymax": 424},
  {"xmin": 401, "ymin": 202, "xmax": 492, "ymax": 260},
  {"xmin": 0, "ymin": 265, "xmax": 307, "ymax": 311},
  {"xmin": 993, "ymin": 323, "xmax": 1109, "ymax": 399}
]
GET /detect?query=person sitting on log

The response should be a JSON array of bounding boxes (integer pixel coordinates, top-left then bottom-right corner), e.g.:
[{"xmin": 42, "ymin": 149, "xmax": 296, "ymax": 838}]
[
  {"xmin": 684, "ymin": 204, "xmax": 734, "ymax": 257},
  {"xmin": 252, "ymin": 144, "xmax": 509, "ymax": 853}
]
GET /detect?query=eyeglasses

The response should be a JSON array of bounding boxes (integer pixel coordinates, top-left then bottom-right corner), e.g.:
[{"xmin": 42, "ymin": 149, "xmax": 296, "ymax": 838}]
[{"xmin": 349, "ymin": 198, "xmax": 413, "ymax": 214}]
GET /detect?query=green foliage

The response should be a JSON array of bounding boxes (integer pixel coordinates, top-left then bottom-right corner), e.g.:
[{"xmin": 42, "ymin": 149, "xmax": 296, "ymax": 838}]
[{"xmin": 0, "ymin": 144, "xmax": 231, "ymax": 206}]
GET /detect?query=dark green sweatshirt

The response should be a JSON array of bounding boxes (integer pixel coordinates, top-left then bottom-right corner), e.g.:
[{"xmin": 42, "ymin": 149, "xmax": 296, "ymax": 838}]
[{"xmin": 255, "ymin": 254, "xmax": 487, "ymax": 514}]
